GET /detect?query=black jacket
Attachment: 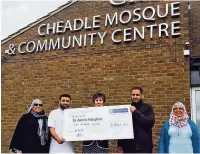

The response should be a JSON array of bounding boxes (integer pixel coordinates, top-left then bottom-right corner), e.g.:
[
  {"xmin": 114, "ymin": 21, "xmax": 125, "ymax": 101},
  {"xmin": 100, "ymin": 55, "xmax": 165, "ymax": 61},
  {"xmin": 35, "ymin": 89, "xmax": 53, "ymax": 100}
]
[
  {"xmin": 117, "ymin": 100, "xmax": 155, "ymax": 153},
  {"xmin": 9, "ymin": 112, "xmax": 50, "ymax": 153}
]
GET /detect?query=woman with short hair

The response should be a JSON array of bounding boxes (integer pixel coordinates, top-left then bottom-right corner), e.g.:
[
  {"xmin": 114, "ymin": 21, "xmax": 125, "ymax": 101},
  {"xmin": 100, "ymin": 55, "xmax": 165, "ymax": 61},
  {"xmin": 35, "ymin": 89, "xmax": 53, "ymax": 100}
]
[{"xmin": 82, "ymin": 92, "xmax": 109, "ymax": 153}]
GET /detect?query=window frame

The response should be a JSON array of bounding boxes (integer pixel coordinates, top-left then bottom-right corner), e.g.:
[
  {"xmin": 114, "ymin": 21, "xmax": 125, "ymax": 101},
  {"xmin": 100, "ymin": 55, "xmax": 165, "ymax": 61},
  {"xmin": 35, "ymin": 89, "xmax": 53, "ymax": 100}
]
[{"xmin": 191, "ymin": 87, "xmax": 200, "ymax": 124}]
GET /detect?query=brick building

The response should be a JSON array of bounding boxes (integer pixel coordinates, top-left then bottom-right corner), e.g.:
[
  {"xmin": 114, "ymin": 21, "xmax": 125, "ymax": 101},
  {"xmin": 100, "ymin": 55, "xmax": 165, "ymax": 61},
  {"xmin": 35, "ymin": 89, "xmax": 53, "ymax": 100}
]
[{"xmin": 1, "ymin": 1, "xmax": 200, "ymax": 153}]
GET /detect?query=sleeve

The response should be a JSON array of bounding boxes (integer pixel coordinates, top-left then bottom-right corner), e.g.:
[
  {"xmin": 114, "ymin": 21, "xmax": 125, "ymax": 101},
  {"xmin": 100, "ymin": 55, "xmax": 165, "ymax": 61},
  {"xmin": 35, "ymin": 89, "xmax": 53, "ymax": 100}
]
[
  {"xmin": 132, "ymin": 104, "xmax": 155, "ymax": 128},
  {"xmin": 196, "ymin": 128, "xmax": 200, "ymax": 153},
  {"xmin": 9, "ymin": 114, "xmax": 26, "ymax": 152},
  {"xmin": 44, "ymin": 131, "xmax": 51, "ymax": 153},
  {"xmin": 158, "ymin": 121, "xmax": 167, "ymax": 153},
  {"xmin": 48, "ymin": 110, "xmax": 56, "ymax": 128},
  {"xmin": 190, "ymin": 120, "xmax": 200, "ymax": 153}
]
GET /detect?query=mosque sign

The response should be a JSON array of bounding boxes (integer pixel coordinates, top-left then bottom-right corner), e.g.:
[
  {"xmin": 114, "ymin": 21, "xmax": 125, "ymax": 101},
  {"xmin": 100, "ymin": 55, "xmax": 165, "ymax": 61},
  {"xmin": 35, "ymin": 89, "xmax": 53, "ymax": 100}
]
[{"xmin": 5, "ymin": 2, "xmax": 181, "ymax": 55}]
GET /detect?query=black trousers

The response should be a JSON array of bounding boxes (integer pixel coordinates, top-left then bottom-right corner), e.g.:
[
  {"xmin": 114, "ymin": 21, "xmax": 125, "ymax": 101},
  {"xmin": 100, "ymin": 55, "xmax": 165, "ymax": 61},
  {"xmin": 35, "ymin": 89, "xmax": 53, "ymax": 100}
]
[{"xmin": 123, "ymin": 142, "xmax": 152, "ymax": 153}]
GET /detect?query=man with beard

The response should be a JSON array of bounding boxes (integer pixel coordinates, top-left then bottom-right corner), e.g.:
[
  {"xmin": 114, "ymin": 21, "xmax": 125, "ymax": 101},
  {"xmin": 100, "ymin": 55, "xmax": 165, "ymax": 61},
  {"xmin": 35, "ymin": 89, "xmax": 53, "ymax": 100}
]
[
  {"xmin": 48, "ymin": 94, "xmax": 74, "ymax": 153},
  {"xmin": 117, "ymin": 86, "xmax": 155, "ymax": 153}
]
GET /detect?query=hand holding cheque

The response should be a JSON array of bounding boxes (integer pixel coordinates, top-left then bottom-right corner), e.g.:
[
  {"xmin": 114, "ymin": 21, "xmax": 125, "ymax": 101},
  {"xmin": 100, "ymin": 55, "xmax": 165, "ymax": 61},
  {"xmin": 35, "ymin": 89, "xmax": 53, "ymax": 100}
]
[{"xmin": 62, "ymin": 105, "xmax": 134, "ymax": 141}]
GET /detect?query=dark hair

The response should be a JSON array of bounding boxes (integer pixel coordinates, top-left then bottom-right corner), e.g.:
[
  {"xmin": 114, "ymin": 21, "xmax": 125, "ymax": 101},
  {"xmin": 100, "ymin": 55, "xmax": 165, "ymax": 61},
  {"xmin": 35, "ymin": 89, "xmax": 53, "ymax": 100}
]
[
  {"xmin": 131, "ymin": 86, "xmax": 144, "ymax": 94},
  {"xmin": 93, "ymin": 92, "xmax": 106, "ymax": 103},
  {"xmin": 59, "ymin": 93, "xmax": 71, "ymax": 100}
]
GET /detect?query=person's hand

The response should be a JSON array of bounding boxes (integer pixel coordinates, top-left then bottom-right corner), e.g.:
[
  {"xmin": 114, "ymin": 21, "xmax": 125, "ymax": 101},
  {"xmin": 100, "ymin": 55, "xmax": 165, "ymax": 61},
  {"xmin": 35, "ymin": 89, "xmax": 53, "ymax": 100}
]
[
  {"xmin": 9, "ymin": 148, "xmax": 22, "ymax": 154},
  {"xmin": 130, "ymin": 106, "xmax": 136, "ymax": 112},
  {"xmin": 16, "ymin": 150, "xmax": 22, "ymax": 154},
  {"xmin": 56, "ymin": 137, "xmax": 65, "ymax": 144},
  {"xmin": 117, "ymin": 146, "xmax": 123, "ymax": 153}
]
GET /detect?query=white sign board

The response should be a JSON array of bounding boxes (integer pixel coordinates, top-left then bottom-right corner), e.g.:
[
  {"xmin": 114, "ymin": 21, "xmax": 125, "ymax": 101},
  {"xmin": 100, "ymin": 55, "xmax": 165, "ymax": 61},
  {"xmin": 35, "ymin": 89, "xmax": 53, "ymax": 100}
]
[{"xmin": 62, "ymin": 105, "xmax": 134, "ymax": 141}]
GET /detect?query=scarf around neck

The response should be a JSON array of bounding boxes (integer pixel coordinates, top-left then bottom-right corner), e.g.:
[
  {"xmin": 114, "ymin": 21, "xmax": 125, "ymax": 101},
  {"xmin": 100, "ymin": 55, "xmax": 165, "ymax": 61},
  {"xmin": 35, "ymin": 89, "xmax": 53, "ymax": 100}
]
[{"xmin": 30, "ymin": 110, "xmax": 49, "ymax": 145}]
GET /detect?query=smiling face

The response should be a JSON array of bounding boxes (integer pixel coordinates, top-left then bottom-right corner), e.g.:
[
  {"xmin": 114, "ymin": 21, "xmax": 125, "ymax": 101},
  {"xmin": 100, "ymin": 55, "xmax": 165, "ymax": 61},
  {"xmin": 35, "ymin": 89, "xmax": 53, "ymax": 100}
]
[
  {"xmin": 94, "ymin": 97, "xmax": 104, "ymax": 107},
  {"xmin": 32, "ymin": 100, "xmax": 43, "ymax": 113},
  {"xmin": 131, "ymin": 89, "xmax": 143, "ymax": 103},
  {"xmin": 60, "ymin": 96, "xmax": 71, "ymax": 110},
  {"xmin": 173, "ymin": 106, "xmax": 185, "ymax": 117}
]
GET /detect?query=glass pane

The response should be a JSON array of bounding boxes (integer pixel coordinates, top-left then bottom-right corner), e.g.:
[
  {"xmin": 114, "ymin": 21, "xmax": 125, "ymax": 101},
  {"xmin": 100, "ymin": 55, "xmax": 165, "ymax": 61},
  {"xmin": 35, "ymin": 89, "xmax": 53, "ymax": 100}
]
[
  {"xmin": 191, "ymin": 71, "xmax": 200, "ymax": 85},
  {"xmin": 196, "ymin": 90, "xmax": 200, "ymax": 131}
]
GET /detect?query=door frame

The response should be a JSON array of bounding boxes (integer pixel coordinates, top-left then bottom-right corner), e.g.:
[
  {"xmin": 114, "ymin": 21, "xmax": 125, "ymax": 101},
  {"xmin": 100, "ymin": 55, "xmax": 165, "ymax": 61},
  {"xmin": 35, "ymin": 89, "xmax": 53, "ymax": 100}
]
[{"xmin": 190, "ymin": 87, "xmax": 200, "ymax": 123}]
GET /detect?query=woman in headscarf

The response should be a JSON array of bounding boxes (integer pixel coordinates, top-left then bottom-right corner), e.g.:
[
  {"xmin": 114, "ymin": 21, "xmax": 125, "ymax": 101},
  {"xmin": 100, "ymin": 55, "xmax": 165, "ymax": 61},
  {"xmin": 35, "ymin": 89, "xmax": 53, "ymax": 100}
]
[
  {"xmin": 9, "ymin": 99, "xmax": 50, "ymax": 153},
  {"xmin": 158, "ymin": 102, "xmax": 200, "ymax": 153},
  {"xmin": 82, "ymin": 92, "xmax": 109, "ymax": 153}
]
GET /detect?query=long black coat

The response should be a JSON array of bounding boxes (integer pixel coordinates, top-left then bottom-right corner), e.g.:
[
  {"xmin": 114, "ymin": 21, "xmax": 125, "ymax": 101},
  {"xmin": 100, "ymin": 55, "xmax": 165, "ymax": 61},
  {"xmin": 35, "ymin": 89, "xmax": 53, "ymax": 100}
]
[
  {"xmin": 117, "ymin": 100, "xmax": 155, "ymax": 153},
  {"xmin": 9, "ymin": 112, "xmax": 50, "ymax": 153}
]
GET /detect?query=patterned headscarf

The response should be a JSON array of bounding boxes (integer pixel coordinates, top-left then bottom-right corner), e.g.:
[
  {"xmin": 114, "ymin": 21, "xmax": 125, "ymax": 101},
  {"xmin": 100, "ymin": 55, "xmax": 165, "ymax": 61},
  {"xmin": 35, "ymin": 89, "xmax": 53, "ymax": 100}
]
[{"xmin": 169, "ymin": 102, "xmax": 189, "ymax": 127}]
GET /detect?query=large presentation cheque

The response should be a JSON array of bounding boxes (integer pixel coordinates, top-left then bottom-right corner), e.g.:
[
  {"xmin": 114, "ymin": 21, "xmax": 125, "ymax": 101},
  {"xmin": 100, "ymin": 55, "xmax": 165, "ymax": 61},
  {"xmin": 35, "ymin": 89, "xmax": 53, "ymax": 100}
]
[{"xmin": 62, "ymin": 105, "xmax": 134, "ymax": 141}]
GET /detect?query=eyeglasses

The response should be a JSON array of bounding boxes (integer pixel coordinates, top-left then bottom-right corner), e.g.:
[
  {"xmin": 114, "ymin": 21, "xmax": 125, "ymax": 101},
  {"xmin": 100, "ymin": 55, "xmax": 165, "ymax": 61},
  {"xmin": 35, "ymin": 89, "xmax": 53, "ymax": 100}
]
[
  {"xmin": 173, "ymin": 107, "xmax": 184, "ymax": 111},
  {"xmin": 34, "ymin": 103, "xmax": 43, "ymax": 107}
]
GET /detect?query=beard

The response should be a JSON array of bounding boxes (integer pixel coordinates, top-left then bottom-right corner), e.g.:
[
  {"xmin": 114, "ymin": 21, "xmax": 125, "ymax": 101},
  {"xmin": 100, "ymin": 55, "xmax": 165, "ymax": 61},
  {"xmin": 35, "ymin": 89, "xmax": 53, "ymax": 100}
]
[{"xmin": 60, "ymin": 104, "xmax": 70, "ymax": 110}]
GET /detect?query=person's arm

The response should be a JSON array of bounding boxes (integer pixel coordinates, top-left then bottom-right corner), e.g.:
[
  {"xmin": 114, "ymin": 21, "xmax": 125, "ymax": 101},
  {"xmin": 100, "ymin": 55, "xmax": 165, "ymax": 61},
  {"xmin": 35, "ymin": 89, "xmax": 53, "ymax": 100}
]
[
  {"xmin": 131, "ymin": 104, "xmax": 155, "ymax": 128},
  {"xmin": 49, "ymin": 127, "xmax": 65, "ymax": 144},
  {"xmin": 190, "ymin": 120, "xmax": 200, "ymax": 153},
  {"xmin": 196, "ymin": 126, "xmax": 200, "ymax": 153},
  {"xmin": 9, "ymin": 114, "xmax": 26, "ymax": 153},
  {"xmin": 48, "ymin": 111, "xmax": 65, "ymax": 144},
  {"xmin": 158, "ymin": 121, "xmax": 167, "ymax": 153}
]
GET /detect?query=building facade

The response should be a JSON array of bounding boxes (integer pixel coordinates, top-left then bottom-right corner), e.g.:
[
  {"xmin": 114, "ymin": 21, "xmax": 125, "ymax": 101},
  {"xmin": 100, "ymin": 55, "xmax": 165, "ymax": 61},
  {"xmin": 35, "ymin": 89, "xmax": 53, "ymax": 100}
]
[{"xmin": 1, "ymin": 1, "xmax": 200, "ymax": 152}]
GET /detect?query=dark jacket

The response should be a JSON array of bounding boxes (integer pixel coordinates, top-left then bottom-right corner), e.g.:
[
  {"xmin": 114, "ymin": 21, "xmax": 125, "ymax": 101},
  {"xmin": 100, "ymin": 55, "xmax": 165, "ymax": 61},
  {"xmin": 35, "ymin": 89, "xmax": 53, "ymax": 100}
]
[
  {"xmin": 9, "ymin": 112, "xmax": 50, "ymax": 153},
  {"xmin": 158, "ymin": 120, "xmax": 200, "ymax": 153},
  {"xmin": 117, "ymin": 100, "xmax": 155, "ymax": 153}
]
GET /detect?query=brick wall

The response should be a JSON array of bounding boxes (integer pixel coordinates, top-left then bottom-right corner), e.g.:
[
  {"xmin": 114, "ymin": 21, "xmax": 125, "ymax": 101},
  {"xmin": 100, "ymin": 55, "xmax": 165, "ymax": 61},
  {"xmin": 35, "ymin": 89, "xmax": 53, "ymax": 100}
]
[
  {"xmin": 1, "ymin": 1, "xmax": 190, "ymax": 153},
  {"xmin": 189, "ymin": 1, "xmax": 200, "ymax": 56}
]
